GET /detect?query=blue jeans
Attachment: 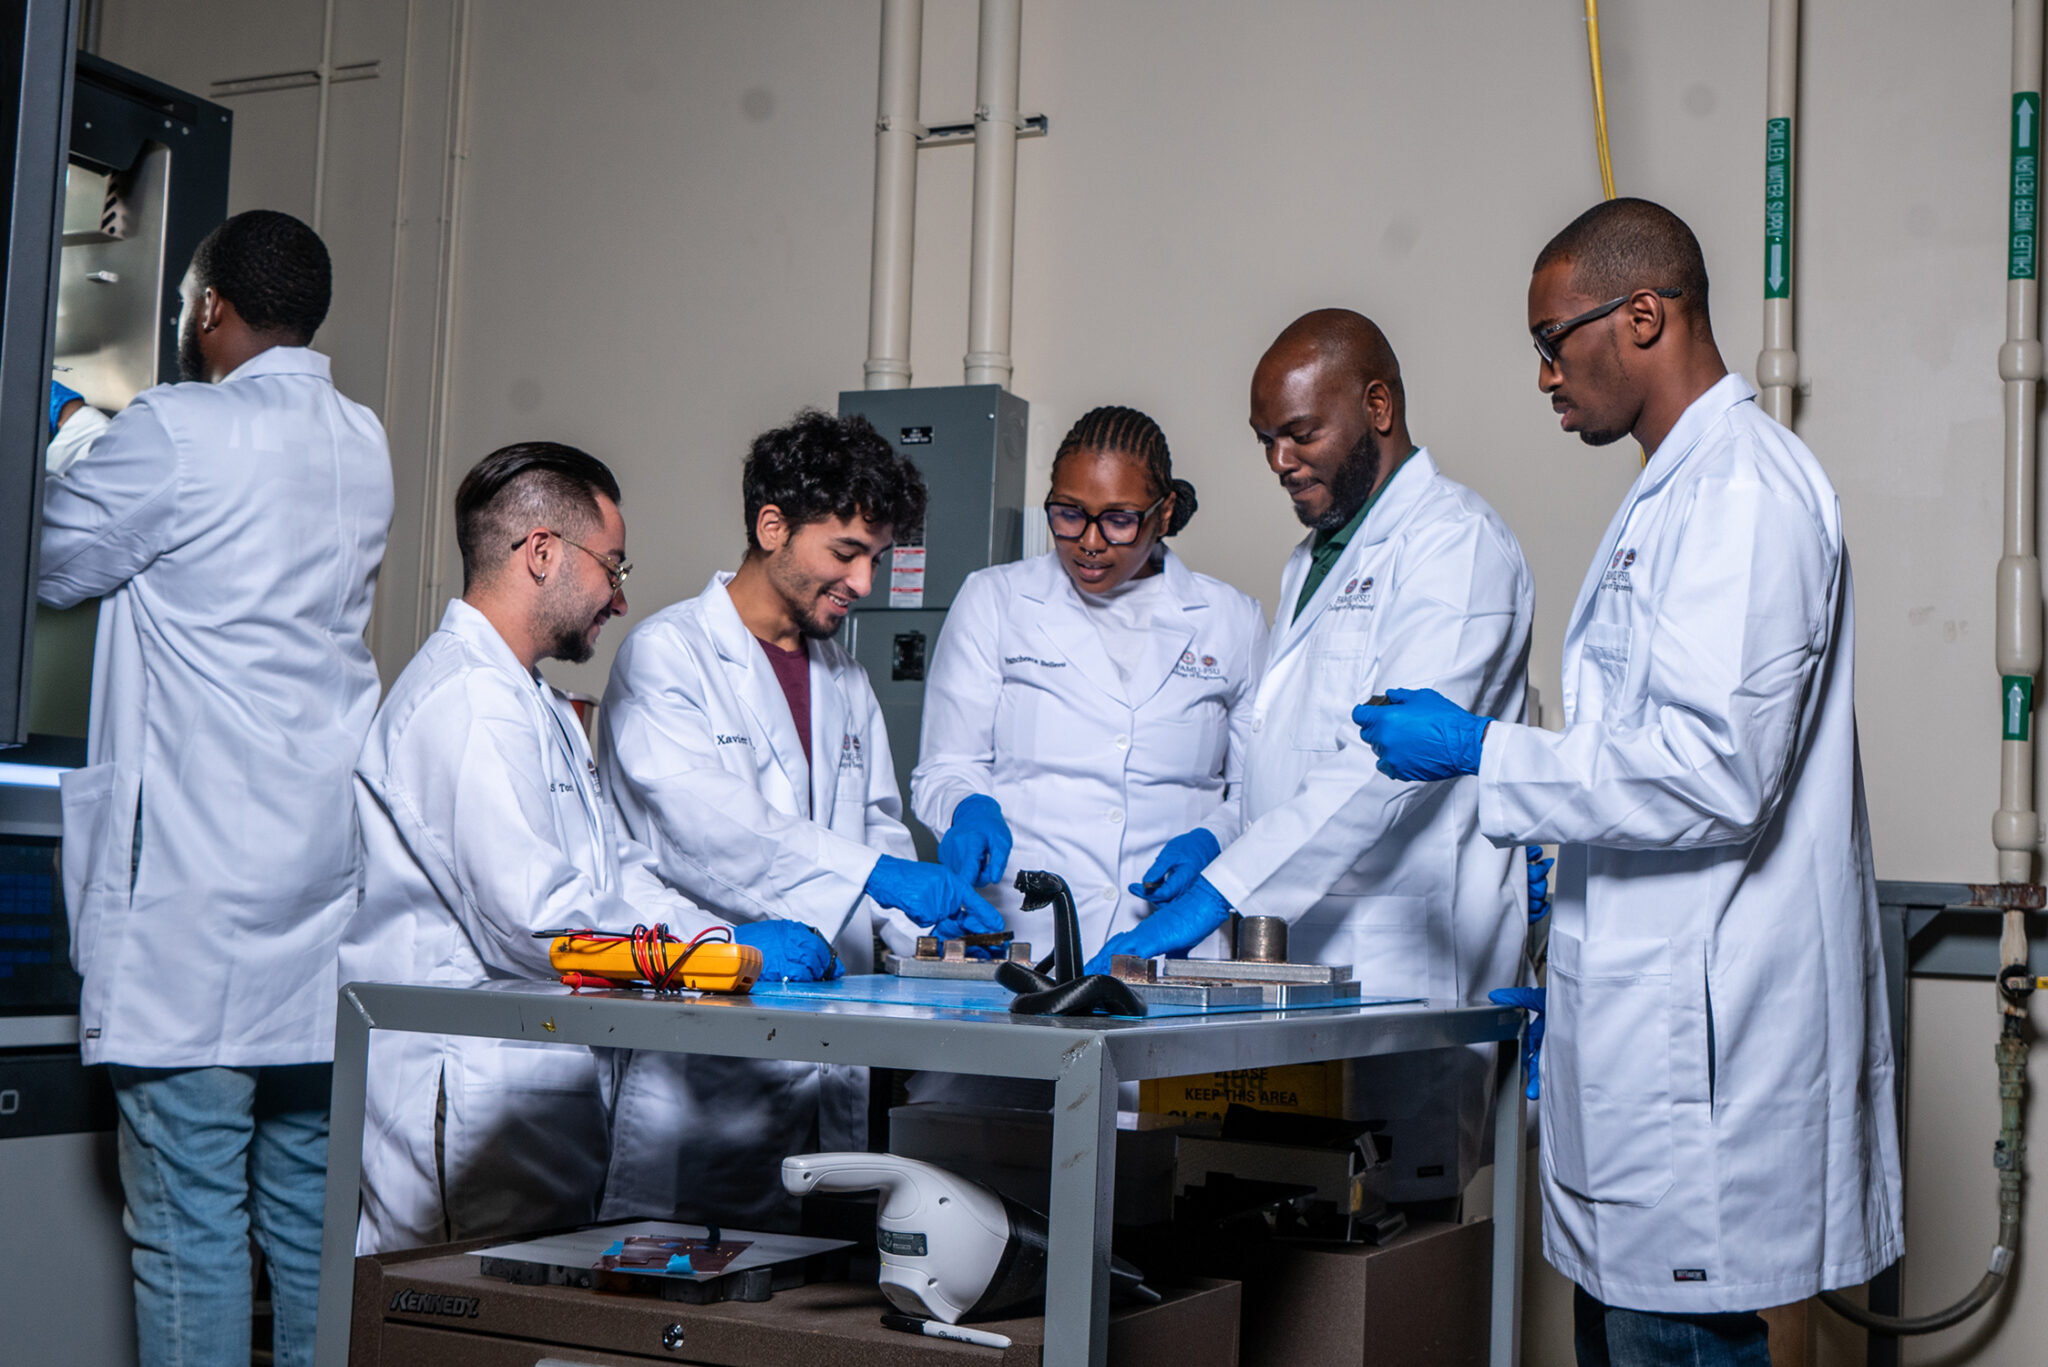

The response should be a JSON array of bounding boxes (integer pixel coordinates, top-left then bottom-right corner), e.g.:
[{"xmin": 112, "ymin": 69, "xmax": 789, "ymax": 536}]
[
  {"xmin": 110, "ymin": 1064, "xmax": 331, "ymax": 1367},
  {"xmin": 1575, "ymin": 1285, "xmax": 1772, "ymax": 1367}
]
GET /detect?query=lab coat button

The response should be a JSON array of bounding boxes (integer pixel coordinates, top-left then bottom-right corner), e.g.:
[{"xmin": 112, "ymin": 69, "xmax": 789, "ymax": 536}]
[
  {"xmin": 1102, "ymin": 886, "xmax": 1116, "ymax": 900},
  {"xmin": 1252, "ymin": 718, "xmax": 1264, "ymax": 733},
  {"xmin": 1108, "ymin": 809, "xmax": 1124, "ymax": 824},
  {"xmin": 1114, "ymin": 734, "xmax": 1130, "ymax": 750}
]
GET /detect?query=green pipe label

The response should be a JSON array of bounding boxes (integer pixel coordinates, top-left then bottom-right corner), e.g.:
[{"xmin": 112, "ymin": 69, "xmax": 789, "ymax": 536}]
[
  {"xmin": 2004, "ymin": 674, "xmax": 2034, "ymax": 741},
  {"xmin": 2012, "ymin": 93, "xmax": 2039, "ymax": 281},
  {"xmin": 1764, "ymin": 117, "xmax": 1791, "ymax": 299}
]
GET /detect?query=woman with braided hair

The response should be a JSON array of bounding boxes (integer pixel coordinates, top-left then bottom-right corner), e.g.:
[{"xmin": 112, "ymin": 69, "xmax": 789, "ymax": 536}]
[{"xmin": 911, "ymin": 405, "xmax": 1268, "ymax": 969}]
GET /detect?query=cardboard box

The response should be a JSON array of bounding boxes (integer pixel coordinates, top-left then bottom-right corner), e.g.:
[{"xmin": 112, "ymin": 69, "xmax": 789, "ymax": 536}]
[
  {"xmin": 350, "ymin": 1236, "xmax": 1241, "ymax": 1366},
  {"xmin": 1233, "ymin": 1220, "xmax": 1490, "ymax": 1367}
]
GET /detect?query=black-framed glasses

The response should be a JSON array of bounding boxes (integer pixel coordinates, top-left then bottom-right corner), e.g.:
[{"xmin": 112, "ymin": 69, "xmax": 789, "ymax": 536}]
[
  {"xmin": 1531, "ymin": 287, "xmax": 1682, "ymax": 366},
  {"xmin": 1043, "ymin": 494, "xmax": 1168, "ymax": 545},
  {"xmin": 515, "ymin": 528, "xmax": 632, "ymax": 591}
]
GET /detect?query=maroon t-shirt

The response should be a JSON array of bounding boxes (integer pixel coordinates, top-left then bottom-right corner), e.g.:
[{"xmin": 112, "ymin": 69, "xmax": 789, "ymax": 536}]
[{"xmin": 756, "ymin": 636, "xmax": 812, "ymax": 766}]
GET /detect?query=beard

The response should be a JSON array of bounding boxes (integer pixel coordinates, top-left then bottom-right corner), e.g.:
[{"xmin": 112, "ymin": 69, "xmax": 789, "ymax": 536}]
[
  {"xmin": 177, "ymin": 313, "xmax": 206, "ymax": 382},
  {"xmin": 538, "ymin": 590, "xmax": 602, "ymax": 664},
  {"xmin": 766, "ymin": 552, "xmax": 849, "ymax": 639},
  {"xmin": 548, "ymin": 621, "xmax": 598, "ymax": 665},
  {"xmin": 1301, "ymin": 427, "xmax": 1380, "ymax": 531}
]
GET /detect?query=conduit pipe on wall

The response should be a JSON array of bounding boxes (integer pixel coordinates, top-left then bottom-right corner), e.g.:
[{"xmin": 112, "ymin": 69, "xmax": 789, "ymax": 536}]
[
  {"xmin": 1822, "ymin": 0, "xmax": 2036, "ymax": 1336},
  {"xmin": 1993, "ymin": 0, "xmax": 2045, "ymax": 889},
  {"xmin": 864, "ymin": 0, "xmax": 923, "ymax": 391},
  {"xmin": 964, "ymin": 0, "xmax": 1021, "ymax": 389},
  {"xmin": 1755, "ymin": 0, "xmax": 1798, "ymax": 426},
  {"xmin": 311, "ymin": 0, "xmax": 337, "ymax": 231}
]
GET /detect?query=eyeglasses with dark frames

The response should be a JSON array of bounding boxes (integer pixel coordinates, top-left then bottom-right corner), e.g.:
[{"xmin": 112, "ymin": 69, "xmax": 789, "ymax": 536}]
[
  {"xmin": 1531, "ymin": 287, "xmax": 1683, "ymax": 366},
  {"xmin": 1043, "ymin": 494, "xmax": 1169, "ymax": 546},
  {"xmin": 513, "ymin": 528, "xmax": 632, "ymax": 591}
]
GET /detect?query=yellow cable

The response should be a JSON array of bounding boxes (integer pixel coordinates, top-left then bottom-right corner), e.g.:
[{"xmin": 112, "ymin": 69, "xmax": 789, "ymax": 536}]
[{"xmin": 1585, "ymin": 0, "xmax": 1617, "ymax": 200}]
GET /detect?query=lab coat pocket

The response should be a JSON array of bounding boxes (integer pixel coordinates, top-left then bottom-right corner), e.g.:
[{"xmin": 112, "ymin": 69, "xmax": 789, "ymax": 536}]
[
  {"xmin": 1544, "ymin": 931, "xmax": 1674, "ymax": 1207},
  {"xmin": 57, "ymin": 761, "xmax": 119, "ymax": 976},
  {"xmin": 1293, "ymin": 650, "xmax": 1369, "ymax": 753},
  {"xmin": 1580, "ymin": 621, "xmax": 1633, "ymax": 709}
]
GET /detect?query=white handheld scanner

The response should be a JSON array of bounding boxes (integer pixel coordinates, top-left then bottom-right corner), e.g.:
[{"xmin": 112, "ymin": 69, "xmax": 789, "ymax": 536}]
[{"xmin": 781, "ymin": 1151, "xmax": 1024, "ymax": 1323}]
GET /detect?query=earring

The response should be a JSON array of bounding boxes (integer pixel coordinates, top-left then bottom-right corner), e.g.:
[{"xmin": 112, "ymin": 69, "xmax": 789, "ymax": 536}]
[{"xmin": 534, "ymin": 570, "xmax": 547, "ymax": 584}]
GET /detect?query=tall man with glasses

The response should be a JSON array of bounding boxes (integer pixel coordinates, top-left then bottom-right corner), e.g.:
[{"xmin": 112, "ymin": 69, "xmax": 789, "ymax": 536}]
[
  {"xmin": 1096, "ymin": 309, "xmax": 1536, "ymax": 1207},
  {"xmin": 1355, "ymin": 198, "xmax": 1902, "ymax": 1366},
  {"xmin": 594, "ymin": 408, "xmax": 1002, "ymax": 1231},
  {"xmin": 39, "ymin": 211, "xmax": 390, "ymax": 1367}
]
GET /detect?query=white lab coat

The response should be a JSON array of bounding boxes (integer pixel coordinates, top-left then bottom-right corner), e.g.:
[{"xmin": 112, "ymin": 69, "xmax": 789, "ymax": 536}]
[
  {"xmin": 594, "ymin": 573, "xmax": 917, "ymax": 1230},
  {"xmin": 1202, "ymin": 449, "xmax": 1532, "ymax": 1199},
  {"xmin": 912, "ymin": 549, "xmax": 1267, "ymax": 956},
  {"xmin": 38, "ymin": 347, "xmax": 392, "ymax": 1068},
  {"xmin": 1475, "ymin": 375, "xmax": 1902, "ymax": 1311},
  {"xmin": 343, "ymin": 599, "xmax": 721, "ymax": 1254}
]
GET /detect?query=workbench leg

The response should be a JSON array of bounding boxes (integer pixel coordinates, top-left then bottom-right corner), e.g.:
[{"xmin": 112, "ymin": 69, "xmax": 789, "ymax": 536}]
[
  {"xmin": 313, "ymin": 990, "xmax": 371, "ymax": 1367},
  {"xmin": 1044, "ymin": 1040, "xmax": 1117, "ymax": 1367},
  {"xmin": 1490, "ymin": 1033, "xmax": 1526, "ymax": 1367}
]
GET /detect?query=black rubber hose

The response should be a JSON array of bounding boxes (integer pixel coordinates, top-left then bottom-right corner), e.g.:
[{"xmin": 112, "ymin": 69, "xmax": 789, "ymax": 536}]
[
  {"xmin": 1818, "ymin": 1015, "xmax": 2025, "ymax": 1336},
  {"xmin": 1818, "ymin": 1272, "xmax": 2005, "ymax": 1337}
]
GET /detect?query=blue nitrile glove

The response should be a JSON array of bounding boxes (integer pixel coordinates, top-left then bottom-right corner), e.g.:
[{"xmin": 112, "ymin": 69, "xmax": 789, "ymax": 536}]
[
  {"xmin": 1526, "ymin": 845, "xmax": 1553, "ymax": 924},
  {"xmin": 864, "ymin": 854, "xmax": 1006, "ymax": 938},
  {"xmin": 49, "ymin": 379, "xmax": 82, "ymax": 435},
  {"xmin": 1132, "ymin": 827, "xmax": 1222, "ymax": 905},
  {"xmin": 1351, "ymin": 687, "xmax": 1492, "ymax": 781},
  {"xmin": 733, "ymin": 920, "xmax": 841, "ymax": 982},
  {"xmin": 938, "ymin": 793, "xmax": 1013, "ymax": 886},
  {"xmin": 1489, "ymin": 986, "xmax": 1546, "ymax": 1100},
  {"xmin": 1083, "ymin": 876, "xmax": 1233, "ymax": 977}
]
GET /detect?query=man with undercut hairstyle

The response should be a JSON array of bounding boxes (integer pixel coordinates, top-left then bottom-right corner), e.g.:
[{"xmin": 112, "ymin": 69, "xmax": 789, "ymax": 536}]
[
  {"xmin": 596, "ymin": 408, "xmax": 1002, "ymax": 1231},
  {"xmin": 342, "ymin": 443, "xmax": 788, "ymax": 1256},
  {"xmin": 40, "ymin": 209, "xmax": 392, "ymax": 1367},
  {"xmin": 1357, "ymin": 199, "xmax": 1902, "ymax": 1366},
  {"xmin": 1095, "ymin": 309, "xmax": 1536, "ymax": 1208}
]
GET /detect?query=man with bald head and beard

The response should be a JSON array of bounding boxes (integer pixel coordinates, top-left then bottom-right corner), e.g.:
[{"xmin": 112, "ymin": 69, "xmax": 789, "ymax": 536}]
[{"xmin": 1093, "ymin": 309, "xmax": 1535, "ymax": 1206}]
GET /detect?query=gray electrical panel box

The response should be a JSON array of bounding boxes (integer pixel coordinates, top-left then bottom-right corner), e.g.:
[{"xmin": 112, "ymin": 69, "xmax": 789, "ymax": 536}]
[{"xmin": 838, "ymin": 385, "xmax": 1027, "ymax": 856}]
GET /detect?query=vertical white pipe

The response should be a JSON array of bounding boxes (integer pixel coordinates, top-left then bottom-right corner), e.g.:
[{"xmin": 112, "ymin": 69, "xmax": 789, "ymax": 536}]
[
  {"xmin": 1756, "ymin": 0, "xmax": 1799, "ymax": 425},
  {"xmin": 864, "ymin": 0, "xmax": 923, "ymax": 391},
  {"xmin": 964, "ymin": 0, "xmax": 1021, "ymax": 389},
  {"xmin": 311, "ymin": 0, "xmax": 337, "ymax": 232},
  {"xmin": 1995, "ymin": 0, "xmax": 2045, "ymax": 886},
  {"xmin": 414, "ymin": 0, "xmax": 473, "ymax": 641}
]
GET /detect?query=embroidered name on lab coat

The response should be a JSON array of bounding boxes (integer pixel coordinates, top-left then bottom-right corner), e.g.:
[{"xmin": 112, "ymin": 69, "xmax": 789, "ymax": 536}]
[
  {"xmin": 715, "ymin": 733, "xmax": 753, "ymax": 747},
  {"xmin": 1003, "ymin": 654, "xmax": 1067, "ymax": 668},
  {"xmin": 1328, "ymin": 576, "xmax": 1377, "ymax": 612},
  {"xmin": 1601, "ymin": 547, "xmax": 1637, "ymax": 593}
]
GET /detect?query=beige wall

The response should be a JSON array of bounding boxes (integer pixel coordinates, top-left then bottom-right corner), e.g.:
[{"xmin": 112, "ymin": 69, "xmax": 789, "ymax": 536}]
[{"xmin": 91, "ymin": 2, "xmax": 2048, "ymax": 1363}]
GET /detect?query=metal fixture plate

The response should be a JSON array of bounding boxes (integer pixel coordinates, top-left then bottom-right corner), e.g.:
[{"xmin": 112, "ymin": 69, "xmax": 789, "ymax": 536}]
[{"xmin": 1157, "ymin": 958, "xmax": 1354, "ymax": 985}]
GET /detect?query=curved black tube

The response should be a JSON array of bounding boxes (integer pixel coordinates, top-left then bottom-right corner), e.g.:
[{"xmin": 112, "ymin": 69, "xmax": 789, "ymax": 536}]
[
  {"xmin": 1006, "ymin": 973, "xmax": 1147, "ymax": 1018},
  {"xmin": 1015, "ymin": 869, "xmax": 1083, "ymax": 983},
  {"xmin": 994, "ymin": 960, "xmax": 1057, "ymax": 995}
]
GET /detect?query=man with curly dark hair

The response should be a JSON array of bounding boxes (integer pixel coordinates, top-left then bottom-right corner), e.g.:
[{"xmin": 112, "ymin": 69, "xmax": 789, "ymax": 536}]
[{"xmin": 594, "ymin": 408, "xmax": 1001, "ymax": 1230}]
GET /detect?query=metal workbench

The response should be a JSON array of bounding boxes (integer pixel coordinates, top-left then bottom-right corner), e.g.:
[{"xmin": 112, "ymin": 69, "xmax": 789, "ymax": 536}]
[{"xmin": 311, "ymin": 979, "xmax": 1526, "ymax": 1367}]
